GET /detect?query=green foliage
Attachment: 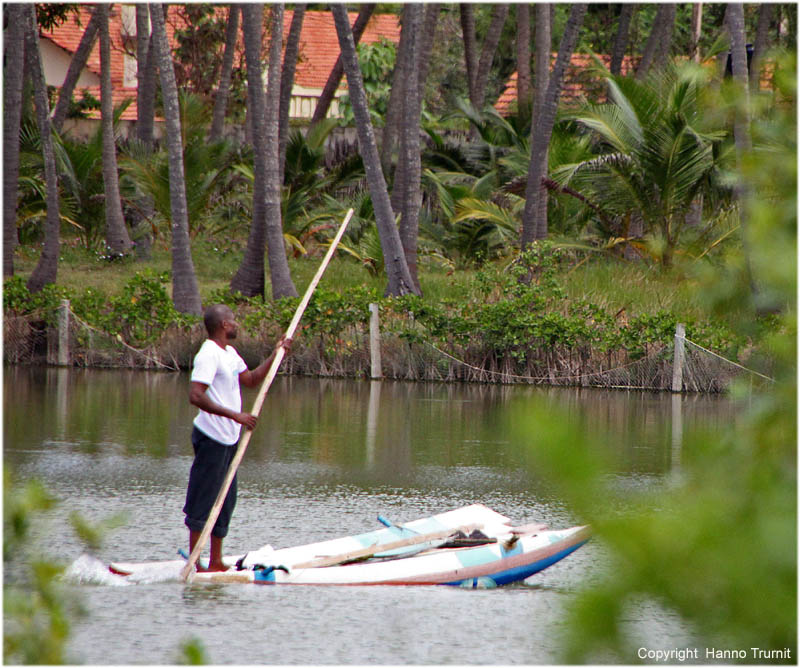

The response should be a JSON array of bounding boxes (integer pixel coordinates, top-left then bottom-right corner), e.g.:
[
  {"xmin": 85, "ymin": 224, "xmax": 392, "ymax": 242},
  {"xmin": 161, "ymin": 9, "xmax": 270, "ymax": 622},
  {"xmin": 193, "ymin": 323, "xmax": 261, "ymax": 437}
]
[
  {"xmin": 512, "ymin": 50, "xmax": 797, "ymax": 662},
  {"xmin": 338, "ymin": 38, "xmax": 396, "ymax": 127},
  {"xmin": 69, "ymin": 511, "xmax": 128, "ymax": 553},
  {"xmin": 3, "ymin": 275, "xmax": 68, "ymax": 320},
  {"xmin": 121, "ymin": 92, "xmax": 242, "ymax": 242},
  {"xmin": 3, "ymin": 470, "xmax": 78, "ymax": 665},
  {"xmin": 100, "ymin": 271, "xmax": 197, "ymax": 346},
  {"xmin": 177, "ymin": 637, "xmax": 209, "ymax": 665},
  {"xmin": 560, "ymin": 61, "xmax": 732, "ymax": 267}
]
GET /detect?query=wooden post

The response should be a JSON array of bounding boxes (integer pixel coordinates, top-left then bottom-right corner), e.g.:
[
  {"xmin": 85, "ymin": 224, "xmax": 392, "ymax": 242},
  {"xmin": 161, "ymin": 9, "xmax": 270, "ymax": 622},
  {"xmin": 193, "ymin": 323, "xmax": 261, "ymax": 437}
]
[
  {"xmin": 369, "ymin": 302, "xmax": 382, "ymax": 380},
  {"xmin": 671, "ymin": 323, "xmax": 685, "ymax": 393},
  {"xmin": 58, "ymin": 299, "xmax": 70, "ymax": 366}
]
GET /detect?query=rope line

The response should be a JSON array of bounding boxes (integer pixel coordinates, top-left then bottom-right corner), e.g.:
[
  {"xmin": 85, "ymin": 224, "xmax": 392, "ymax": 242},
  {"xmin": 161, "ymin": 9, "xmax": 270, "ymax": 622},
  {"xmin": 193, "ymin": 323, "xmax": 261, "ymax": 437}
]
[
  {"xmin": 67, "ymin": 306, "xmax": 178, "ymax": 371},
  {"xmin": 683, "ymin": 337, "xmax": 775, "ymax": 383},
  {"xmin": 424, "ymin": 340, "xmax": 666, "ymax": 383}
]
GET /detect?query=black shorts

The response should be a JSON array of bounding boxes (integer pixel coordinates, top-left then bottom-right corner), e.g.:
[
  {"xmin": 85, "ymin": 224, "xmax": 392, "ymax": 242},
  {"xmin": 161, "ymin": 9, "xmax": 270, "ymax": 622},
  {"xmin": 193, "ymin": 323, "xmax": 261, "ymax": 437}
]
[{"xmin": 183, "ymin": 427, "xmax": 238, "ymax": 539}]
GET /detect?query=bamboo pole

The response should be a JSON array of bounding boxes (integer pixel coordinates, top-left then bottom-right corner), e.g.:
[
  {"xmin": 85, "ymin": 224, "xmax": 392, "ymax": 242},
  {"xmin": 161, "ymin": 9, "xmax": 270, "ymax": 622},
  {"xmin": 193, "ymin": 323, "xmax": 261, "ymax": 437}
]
[{"xmin": 181, "ymin": 209, "xmax": 354, "ymax": 581}]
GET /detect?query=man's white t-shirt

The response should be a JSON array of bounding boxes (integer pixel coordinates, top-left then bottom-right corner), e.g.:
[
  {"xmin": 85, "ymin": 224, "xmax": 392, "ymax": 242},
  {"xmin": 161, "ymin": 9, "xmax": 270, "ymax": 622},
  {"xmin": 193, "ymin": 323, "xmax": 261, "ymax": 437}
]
[{"xmin": 191, "ymin": 339, "xmax": 248, "ymax": 445}]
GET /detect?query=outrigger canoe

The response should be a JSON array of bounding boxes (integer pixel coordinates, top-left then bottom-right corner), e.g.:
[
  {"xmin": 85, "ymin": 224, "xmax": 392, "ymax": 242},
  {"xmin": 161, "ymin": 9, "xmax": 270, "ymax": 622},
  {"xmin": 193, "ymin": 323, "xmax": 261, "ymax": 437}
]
[{"xmin": 109, "ymin": 504, "xmax": 589, "ymax": 588}]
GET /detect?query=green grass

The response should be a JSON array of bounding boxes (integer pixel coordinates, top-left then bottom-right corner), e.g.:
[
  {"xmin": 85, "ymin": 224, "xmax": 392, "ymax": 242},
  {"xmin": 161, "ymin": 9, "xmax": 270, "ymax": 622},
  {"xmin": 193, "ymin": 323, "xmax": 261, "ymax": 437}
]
[
  {"xmin": 563, "ymin": 256, "xmax": 708, "ymax": 319},
  {"xmin": 11, "ymin": 233, "xmax": 716, "ymax": 324}
]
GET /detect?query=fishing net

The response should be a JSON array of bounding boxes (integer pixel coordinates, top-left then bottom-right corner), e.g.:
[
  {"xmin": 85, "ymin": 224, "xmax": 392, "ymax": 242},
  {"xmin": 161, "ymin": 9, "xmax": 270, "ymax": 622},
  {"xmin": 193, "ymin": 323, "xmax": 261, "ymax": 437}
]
[{"xmin": 4, "ymin": 302, "xmax": 774, "ymax": 394}]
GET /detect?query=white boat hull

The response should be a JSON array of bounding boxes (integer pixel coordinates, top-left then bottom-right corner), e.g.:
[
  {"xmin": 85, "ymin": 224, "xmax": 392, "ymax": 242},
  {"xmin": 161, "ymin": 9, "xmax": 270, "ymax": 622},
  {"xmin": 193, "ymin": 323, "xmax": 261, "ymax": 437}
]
[{"xmin": 108, "ymin": 504, "xmax": 590, "ymax": 587}]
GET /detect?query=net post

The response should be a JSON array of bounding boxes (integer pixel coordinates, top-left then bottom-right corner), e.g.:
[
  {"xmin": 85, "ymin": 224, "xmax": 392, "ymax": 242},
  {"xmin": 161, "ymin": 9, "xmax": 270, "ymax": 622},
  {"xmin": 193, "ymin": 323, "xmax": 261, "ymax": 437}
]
[
  {"xmin": 671, "ymin": 323, "xmax": 686, "ymax": 393},
  {"xmin": 369, "ymin": 303, "xmax": 382, "ymax": 380},
  {"xmin": 58, "ymin": 299, "xmax": 70, "ymax": 366}
]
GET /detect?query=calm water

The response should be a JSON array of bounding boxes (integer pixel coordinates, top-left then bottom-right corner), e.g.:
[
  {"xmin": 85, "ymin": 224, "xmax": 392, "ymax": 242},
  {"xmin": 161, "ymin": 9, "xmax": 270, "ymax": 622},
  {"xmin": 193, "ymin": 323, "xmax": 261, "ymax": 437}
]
[{"xmin": 4, "ymin": 366, "xmax": 738, "ymax": 665}]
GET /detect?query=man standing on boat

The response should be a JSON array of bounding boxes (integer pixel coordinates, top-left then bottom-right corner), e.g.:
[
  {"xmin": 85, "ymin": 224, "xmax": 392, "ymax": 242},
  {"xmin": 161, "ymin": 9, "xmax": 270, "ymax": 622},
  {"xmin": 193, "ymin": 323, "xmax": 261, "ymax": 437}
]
[{"xmin": 185, "ymin": 304, "xmax": 291, "ymax": 572}]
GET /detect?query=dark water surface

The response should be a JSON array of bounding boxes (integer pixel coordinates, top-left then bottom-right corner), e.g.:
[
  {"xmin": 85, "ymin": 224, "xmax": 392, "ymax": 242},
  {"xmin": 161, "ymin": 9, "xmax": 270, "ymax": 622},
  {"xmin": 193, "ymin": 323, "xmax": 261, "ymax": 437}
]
[{"xmin": 4, "ymin": 366, "xmax": 738, "ymax": 664}]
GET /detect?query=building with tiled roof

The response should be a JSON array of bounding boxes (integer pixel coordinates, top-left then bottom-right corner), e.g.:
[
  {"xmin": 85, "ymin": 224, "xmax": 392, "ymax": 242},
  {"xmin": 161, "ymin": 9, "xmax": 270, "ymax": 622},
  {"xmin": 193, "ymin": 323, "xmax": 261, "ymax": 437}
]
[
  {"xmin": 494, "ymin": 53, "xmax": 638, "ymax": 117},
  {"xmin": 40, "ymin": 5, "xmax": 400, "ymax": 130}
]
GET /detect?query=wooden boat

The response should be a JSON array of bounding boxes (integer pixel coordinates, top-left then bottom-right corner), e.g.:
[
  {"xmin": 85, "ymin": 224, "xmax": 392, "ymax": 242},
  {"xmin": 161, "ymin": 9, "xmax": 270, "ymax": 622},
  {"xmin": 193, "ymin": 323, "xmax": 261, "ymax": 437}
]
[{"xmin": 109, "ymin": 504, "xmax": 589, "ymax": 588}]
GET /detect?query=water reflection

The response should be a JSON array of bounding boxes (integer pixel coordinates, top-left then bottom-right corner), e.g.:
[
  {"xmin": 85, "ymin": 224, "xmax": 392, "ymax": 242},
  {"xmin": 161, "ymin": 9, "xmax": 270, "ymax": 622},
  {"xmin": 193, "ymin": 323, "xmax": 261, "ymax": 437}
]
[{"xmin": 5, "ymin": 367, "xmax": 740, "ymax": 483}]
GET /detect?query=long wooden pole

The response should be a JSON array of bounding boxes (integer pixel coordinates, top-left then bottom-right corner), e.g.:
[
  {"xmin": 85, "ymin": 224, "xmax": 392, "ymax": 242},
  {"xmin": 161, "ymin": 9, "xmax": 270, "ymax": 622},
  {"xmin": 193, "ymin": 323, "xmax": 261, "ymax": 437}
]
[{"xmin": 181, "ymin": 209, "xmax": 354, "ymax": 581}]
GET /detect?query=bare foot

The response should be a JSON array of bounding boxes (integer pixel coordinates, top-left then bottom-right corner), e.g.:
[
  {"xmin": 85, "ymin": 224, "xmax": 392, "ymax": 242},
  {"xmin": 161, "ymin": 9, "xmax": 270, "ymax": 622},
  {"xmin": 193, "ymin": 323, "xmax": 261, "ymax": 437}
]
[{"xmin": 197, "ymin": 562, "xmax": 230, "ymax": 573}]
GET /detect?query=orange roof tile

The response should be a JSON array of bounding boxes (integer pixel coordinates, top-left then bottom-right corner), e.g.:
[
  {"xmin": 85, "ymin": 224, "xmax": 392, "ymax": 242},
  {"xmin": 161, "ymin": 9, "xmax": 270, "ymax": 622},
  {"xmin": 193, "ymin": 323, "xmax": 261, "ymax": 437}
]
[{"xmin": 495, "ymin": 53, "xmax": 638, "ymax": 116}]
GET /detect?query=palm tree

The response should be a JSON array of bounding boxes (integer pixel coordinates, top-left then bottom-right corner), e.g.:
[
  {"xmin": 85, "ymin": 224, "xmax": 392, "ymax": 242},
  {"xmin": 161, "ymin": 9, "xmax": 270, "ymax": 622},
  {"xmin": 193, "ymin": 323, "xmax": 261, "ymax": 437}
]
[
  {"xmin": 331, "ymin": 3, "xmax": 417, "ymax": 296},
  {"xmin": 750, "ymin": 4, "xmax": 774, "ymax": 93},
  {"xmin": 520, "ymin": 3, "xmax": 587, "ymax": 246},
  {"xmin": 610, "ymin": 4, "xmax": 636, "ymax": 77},
  {"xmin": 395, "ymin": 4, "xmax": 424, "ymax": 293},
  {"xmin": 636, "ymin": 4, "xmax": 676, "ymax": 81},
  {"xmin": 150, "ymin": 3, "xmax": 202, "ymax": 315},
  {"xmin": 473, "ymin": 4, "xmax": 509, "ymax": 113},
  {"xmin": 231, "ymin": 4, "xmax": 298, "ymax": 299},
  {"xmin": 558, "ymin": 65, "xmax": 728, "ymax": 268},
  {"xmin": 516, "ymin": 4, "xmax": 532, "ymax": 120},
  {"xmin": 279, "ymin": 5, "xmax": 306, "ymax": 177},
  {"xmin": 99, "ymin": 5, "xmax": 133, "ymax": 257},
  {"xmin": 208, "ymin": 4, "xmax": 240, "ymax": 143},
  {"xmin": 51, "ymin": 6, "xmax": 101, "ymax": 133},
  {"xmin": 261, "ymin": 4, "xmax": 297, "ymax": 299},
  {"xmin": 3, "ymin": 4, "xmax": 26, "ymax": 277},
  {"xmin": 122, "ymin": 93, "xmax": 239, "ymax": 243},
  {"xmin": 23, "ymin": 5, "xmax": 63, "ymax": 292},
  {"xmin": 310, "ymin": 5, "xmax": 376, "ymax": 129},
  {"xmin": 132, "ymin": 3, "xmax": 155, "ymax": 260},
  {"xmin": 136, "ymin": 4, "xmax": 157, "ymax": 147}
]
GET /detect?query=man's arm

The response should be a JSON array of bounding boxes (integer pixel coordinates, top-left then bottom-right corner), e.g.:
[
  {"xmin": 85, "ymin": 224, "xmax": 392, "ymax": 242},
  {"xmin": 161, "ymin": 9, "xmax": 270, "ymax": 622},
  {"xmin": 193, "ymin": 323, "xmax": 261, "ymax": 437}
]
[
  {"xmin": 239, "ymin": 336, "xmax": 292, "ymax": 388},
  {"xmin": 189, "ymin": 381, "xmax": 257, "ymax": 430}
]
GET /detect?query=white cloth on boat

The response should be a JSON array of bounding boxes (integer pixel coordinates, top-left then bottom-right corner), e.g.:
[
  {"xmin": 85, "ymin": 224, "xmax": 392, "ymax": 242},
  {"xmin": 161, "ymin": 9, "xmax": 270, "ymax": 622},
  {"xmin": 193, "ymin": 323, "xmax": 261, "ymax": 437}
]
[{"xmin": 191, "ymin": 339, "xmax": 248, "ymax": 445}]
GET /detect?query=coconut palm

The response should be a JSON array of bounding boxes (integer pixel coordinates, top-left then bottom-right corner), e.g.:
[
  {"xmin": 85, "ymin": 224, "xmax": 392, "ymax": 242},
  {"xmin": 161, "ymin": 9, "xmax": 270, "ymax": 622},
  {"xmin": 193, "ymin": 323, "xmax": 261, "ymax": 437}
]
[
  {"xmin": 99, "ymin": 4, "xmax": 133, "ymax": 257},
  {"xmin": 331, "ymin": 3, "xmax": 418, "ymax": 297},
  {"xmin": 23, "ymin": 5, "xmax": 63, "ymax": 292},
  {"xmin": 150, "ymin": 3, "xmax": 202, "ymax": 315},
  {"xmin": 4, "ymin": 3, "xmax": 26, "ymax": 276},
  {"xmin": 557, "ymin": 63, "xmax": 731, "ymax": 268},
  {"xmin": 122, "ymin": 93, "xmax": 239, "ymax": 242}
]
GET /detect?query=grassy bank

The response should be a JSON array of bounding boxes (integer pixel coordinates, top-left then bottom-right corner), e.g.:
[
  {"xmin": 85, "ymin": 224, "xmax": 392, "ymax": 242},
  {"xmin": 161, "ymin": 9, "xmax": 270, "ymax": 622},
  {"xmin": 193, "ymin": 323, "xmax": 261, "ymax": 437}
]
[{"xmin": 5, "ymin": 235, "xmax": 764, "ymax": 391}]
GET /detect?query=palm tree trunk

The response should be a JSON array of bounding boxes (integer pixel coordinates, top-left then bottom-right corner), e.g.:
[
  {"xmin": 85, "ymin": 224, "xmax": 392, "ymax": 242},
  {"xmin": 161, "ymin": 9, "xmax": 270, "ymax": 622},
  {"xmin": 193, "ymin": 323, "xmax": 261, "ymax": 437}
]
[
  {"xmin": 331, "ymin": 3, "xmax": 417, "ymax": 297},
  {"xmin": 208, "ymin": 5, "xmax": 240, "ymax": 143},
  {"xmin": 637, "ymin": 4, "xmax": 672, "ymax": 80},
  {"xmin": 532, "ymin": 4, "xmax": 551, "ymax": 237},
  {"xmin": 395, "ymin": 4, "xmax": 424, "ymax": 294},
  {"xmin": 231, "ymin": 5, "xmax": 269, "ymax": 298},
  {"xmin": 516, "ymin": 4, "xmax": 532, "ymax": 120},
  {"xmin": 132, "ymin": 3, "xmax": 154, "ymax": 260},
  {"xmin": 3, "ymin": 3, "xmax": 26, "ymax": 277},
  {"xmin": 52, "ymin": 6, "xmax": 101, "ymax": 133},
  {"xmin": 652, "ymin": 4, "xmax": 676, "ymax": 72},
  {"xmin": 136, "ymin": 5, "xmax": 158, "ymax": 147},
  {"xmin": 262, "ymin": 5, "xmax": 298, "ymax": 299},
  {"xmin": 690, "ymin": 3, "xmax": 703, "ymax": 63},
  {"xmin": 382, "ymin": 5, "xmax": 414, "ymax": 179},
  {"xmin": 750, "ymin": 4, "xmax": 774, "ymax": 93},
  {"xmin": 532, "ymin": 4, "xmax": 551, "ymax": 136},
  {"xmin": 459, "ymin": 4, "xmax": 478, "ymax": 104},
  {"xmin": 310, "ymin": 4, "xmax": 376, "ymax": 128},
  {"xmin": 417, "ymin": 4, "xmax": 440, "ymax": 93},
  {"xmin": 99, "ymin": 5, "xmax": 133, "ymax": 257},
  {"xmin": 521, "ymin": 3, "xmax": 586, "ymax": 247},
  {"xmin": 23, "ymin": 5, "xmax": 62, "ymax": 292},
  {"xmin": 279, "ymin": 4, "xmax": 306, "ymax": 179},
  {"xmin": 473, "ymin": 4, "xmax": 509, "ymax": 112},
  {"xmin": 150, "ymin": 4, "xmax": 202, "ymax": 315},
  {"xmin": 610, "ymin": 3, "xmax": 635, "ymax": 76},
  {"xmin": 726, "ymin": 2, "xmax": 761, "ymax": 311}
]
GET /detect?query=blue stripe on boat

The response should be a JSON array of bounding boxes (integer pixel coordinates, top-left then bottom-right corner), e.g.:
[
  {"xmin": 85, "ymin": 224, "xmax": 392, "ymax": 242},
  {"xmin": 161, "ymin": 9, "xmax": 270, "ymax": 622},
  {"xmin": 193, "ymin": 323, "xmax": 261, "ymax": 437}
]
[{"xmin": 445, "ymin": 538, "xmax": 589, "ymax": 587}]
